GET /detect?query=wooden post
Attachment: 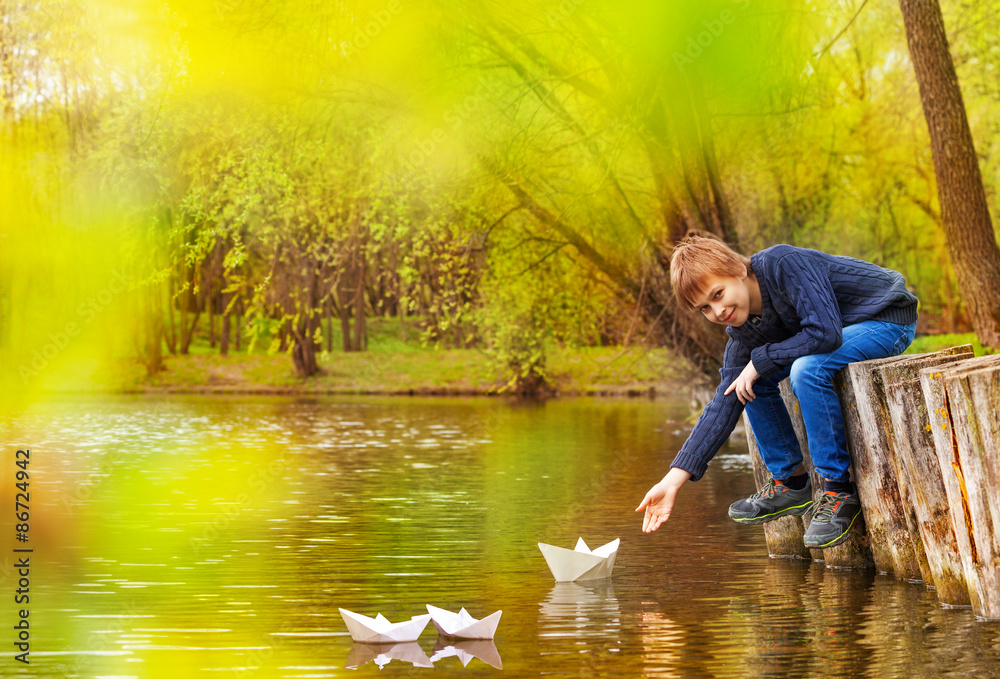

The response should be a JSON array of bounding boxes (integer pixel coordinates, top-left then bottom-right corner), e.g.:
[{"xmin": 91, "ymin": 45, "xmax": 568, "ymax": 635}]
[
  {"xmin": 934, "ymin": 357, "xmax": 1000, "ymax": 620},
  {"xmin": 920, "ymin": 356, "xmax": 1000, "ymax": 619},
  {"xmin": 837, "ymin": 346, "xmax": 973, "ymax": 578},
  {"xmin": 881, "ymin": 351, "xmax": 975, "ymax": 605},
  {"xmin": 838, "ymin": 356, "xmax": 915, "ymax": 576}
]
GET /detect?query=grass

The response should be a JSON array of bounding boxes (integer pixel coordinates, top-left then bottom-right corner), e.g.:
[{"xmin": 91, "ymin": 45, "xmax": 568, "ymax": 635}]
[
  {"xmin": 904, "ymin": 332, "xmax": 997, "ymax": 357},
  {"xmin": 110, "ymin": 317, "xmax": 702, "ymax": 395},
  {"xmin": 112, "ymin": 344, "xmax": 697, "ymax": 396},
  {"xmin": 108, "ymin": 322, "xmax": 996, "ymax": 396}
]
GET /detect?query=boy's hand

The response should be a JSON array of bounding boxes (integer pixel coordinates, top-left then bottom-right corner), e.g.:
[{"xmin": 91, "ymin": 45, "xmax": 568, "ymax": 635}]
[
  {"xmin": 635, "ymin": 468, "xmax": 692, "ymax": 533},
  {"xmin": 725, "ymin": 360, "xmax": 759, "ymax": 404}
]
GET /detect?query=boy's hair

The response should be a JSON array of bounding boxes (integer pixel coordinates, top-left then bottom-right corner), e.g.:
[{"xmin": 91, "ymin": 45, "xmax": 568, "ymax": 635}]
[{"xmin": 670, "ymin": 234, "xmax": 752, "ymax": 310}]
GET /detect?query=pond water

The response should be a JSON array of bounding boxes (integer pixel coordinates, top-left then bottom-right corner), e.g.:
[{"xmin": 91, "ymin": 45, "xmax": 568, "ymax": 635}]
[{"xmin": 2, "ymin": 395, "xmax": 999, "ymax": 678}]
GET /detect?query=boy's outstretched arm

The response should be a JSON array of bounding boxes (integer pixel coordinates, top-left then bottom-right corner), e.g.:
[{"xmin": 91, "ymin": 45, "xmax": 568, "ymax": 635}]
[{"xmin": 635, "ymin": 467, "xmax": 693, "ymax": 533}]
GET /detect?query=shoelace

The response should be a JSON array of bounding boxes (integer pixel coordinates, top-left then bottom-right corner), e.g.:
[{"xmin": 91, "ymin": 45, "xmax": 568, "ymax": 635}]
[
  {"xmin": 751, "ymin": 478, "xmax": 779, "ymax": 500},
  {"xmin": 812, "ymin": 492, "xmax": 842, "ymax": 522}
]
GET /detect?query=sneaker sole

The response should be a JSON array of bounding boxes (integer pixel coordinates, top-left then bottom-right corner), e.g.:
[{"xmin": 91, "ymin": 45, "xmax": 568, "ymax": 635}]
[
  {"xmin": 729, "ymin": 500, "xmax": 814, "ymax": 525},
  {"xmin": 803, "ymin": 511, "xmax": 861, "ymax": 549}
]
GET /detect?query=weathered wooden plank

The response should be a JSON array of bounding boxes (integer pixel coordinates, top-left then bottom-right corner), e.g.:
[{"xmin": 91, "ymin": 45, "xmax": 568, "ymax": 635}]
[
  {"xmin": 943, "ymin": 360, "xmax": 1000, "ymax": 620},
  {"xmin": 965, "ymin": 366, "xmax": 1000, "ymax": 545},
  {"xmin": 836, "ymin": 367, "xmax": 896, "ymax": 571},
  {"xmin": 839, "ymin": 356, "xmax": 918, "ymax": 576},
  {"xmin": 920, "ymin": 355, "xmax": 1000, "ymax": 619},
  {"xmin": 886, "ymin": 376, "xmax": 970, "ymax": 605},
  {"xmin": 878, "ymin": 351, "xmax": 974, "ymax": 590},
  {"xmin": 838, "ymin": 346, "xmax": 973, "ymax": 578}
]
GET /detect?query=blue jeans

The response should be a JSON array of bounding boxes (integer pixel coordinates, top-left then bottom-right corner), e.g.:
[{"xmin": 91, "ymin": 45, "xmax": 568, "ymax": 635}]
[{"xmin": 745, "ymin": 320, "xmax": 917, "ymax": 482}]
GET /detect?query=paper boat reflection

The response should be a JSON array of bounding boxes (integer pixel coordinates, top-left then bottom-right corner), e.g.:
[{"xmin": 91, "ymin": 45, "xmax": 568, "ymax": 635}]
[
  {"xmin": 339, "ymin": 608, "xmax": 431, "ymax": 643},
  {"xmin": 539, "ymin": 581, "xmax": 621, "ymax": 640},
  {"xmin": 425, "ymin": 604, "xmax": 502, "ymax": 639},
  {"xmin": 430, "ymin": 638, "xmax": 503, "ymax": 669},
  {"xmin": 344, "ymin": 641, "xmax": 433, "ymax": 669},
  {"xmin": 538, "ymin": 537, "xmax": 620, "ymax": 582}
]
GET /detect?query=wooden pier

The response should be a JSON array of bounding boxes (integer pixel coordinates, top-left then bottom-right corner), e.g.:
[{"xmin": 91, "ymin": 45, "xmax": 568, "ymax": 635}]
[{"xmin": 742, "ymin": 345, "xmax": 1000, "ymax": 620}]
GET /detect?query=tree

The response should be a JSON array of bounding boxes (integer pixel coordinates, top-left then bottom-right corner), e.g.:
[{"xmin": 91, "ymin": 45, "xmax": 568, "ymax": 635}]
[{"xmin": 898, "ymin": 0, "xmax": 1000, "ymax": 349}]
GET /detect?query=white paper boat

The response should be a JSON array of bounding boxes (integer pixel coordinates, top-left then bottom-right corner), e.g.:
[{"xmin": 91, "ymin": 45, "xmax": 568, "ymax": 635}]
[
  {"xmin": 538, "ymin": 537, "xmax": 620, "ymax": 582},
  {"xmin": 344, "ymin": 641, "xmax": 433, "ymax": 669},
  {"xmin": 430, "ymin": 638, "xmax": 503, "ymax": 669},
  {"xmin": 425, "ymin": 604, "xmax": 502, "ymax": 639},
  {"xmin": 338, "ymin": 608, "xmax": 432, "ymax": 643}
]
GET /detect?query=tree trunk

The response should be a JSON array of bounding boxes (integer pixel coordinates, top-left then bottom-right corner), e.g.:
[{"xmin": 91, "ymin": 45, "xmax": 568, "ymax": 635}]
[
  {"xmin": 164, "ymin": 276, "xmax": 177, "ymax": 354},
  {"xmin": 899, "ymin": 0, "xmax": 1000, "ymax": 349},
  {"xmin": 338, "ymin": 267, "xmax": 353, "ymax": 352},
  {"xmin": 325, "ymin": 296, "xmax": 333, "ymax": 353},
  {"xmin": 178, "ymin": 282, "xmax": 200, "ymax": 355},
  {"xmin": 234, "ymin": 298, "xmax": 241, "ymax": 352},
  {"xmin": 290, "ymin": 266, "xmax": 321, "ymax": 377},
  {"xmin": 138, "ymin": 284, "xmax": 164, "ymax": 376},
  {"xmin": 279, "ymin": 318, "xmax": 291, "ymax": 352},
  {"xmin": 220, "ymin": 296, "xmax": 230, "ymax": 357},
  {"xmin": 290, "ymin": 316, "xmax": 318, "ymax": 377},
  {"xmin": 352, "ymin": 247, "xmax": 366, "ymax": 352}
]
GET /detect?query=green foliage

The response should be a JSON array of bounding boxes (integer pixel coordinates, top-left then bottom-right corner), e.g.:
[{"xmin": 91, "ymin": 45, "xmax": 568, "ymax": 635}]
[
  {"xmin": 4, "ymin": 0, "xmax": 1000, "ymax": 391},
  {"xmin": 472, "ymin": 205, "xmax": 615, "ymax": 392},
  {"xmin": 905, "ymin": 333, "xmax": 997, "ymax": 357}
]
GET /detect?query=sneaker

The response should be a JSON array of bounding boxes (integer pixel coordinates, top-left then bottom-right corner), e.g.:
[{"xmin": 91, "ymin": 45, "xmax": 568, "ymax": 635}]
[
  {"xmin": 728, "ymin": 477, "xmax": 814, "ymax": 525},
  {"xmin": 803, "ymin": 489, "xmax": 862, "ymax": 549}
]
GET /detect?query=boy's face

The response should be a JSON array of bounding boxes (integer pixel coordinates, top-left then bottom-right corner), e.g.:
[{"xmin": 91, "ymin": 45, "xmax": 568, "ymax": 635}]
[{"xmin": 691, "ymin": 267, "xmax": 751, "ymax": 327}]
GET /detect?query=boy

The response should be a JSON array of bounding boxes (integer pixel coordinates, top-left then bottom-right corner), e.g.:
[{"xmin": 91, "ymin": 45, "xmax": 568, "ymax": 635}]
[{"xmin": 635, "ymin": 235, "xmax": 918, "ymax": 548}]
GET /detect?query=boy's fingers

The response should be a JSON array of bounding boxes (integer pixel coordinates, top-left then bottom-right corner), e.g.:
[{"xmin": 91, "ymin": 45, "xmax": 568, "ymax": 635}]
[
  {"xmin": 724, "ymin": 382, "xmax": 736, "ymax": 396},
  {"xmin": 636, "ymin": 489, "xmax": 654, "ymax": 513}
]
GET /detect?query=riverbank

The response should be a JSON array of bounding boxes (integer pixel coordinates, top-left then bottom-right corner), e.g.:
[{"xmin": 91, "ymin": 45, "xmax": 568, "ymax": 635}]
[
  {"xmin": 61, "ymin": 330, "xmax": 992, "ymax": 397},
  {"xmin": 111, "ymin": 344, "xmax": 703, "ymax": 396}
]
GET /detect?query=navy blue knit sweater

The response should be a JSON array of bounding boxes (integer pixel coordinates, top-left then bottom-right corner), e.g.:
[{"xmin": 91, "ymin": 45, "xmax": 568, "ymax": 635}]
[{"xmin": 670, "ymin": 244, "xmax": 918, "ymax": 481}]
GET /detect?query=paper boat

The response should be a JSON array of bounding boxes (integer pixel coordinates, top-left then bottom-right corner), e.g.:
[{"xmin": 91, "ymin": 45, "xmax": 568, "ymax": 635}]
[
  {"xmin": 338, "ymin": 608, "xmax": 431, "ymax": 643},
  {"xmin": 425, "ymin": 604, "xmax": 502, "ymax": 639},
  {"xmin": 344, "ymin": 641, "xmax": 433, "ymax": 669},
  {"xmin": 538, "ymin": 537, "xmax": 620, "ymax": 582},
  {"xmin": 430, "ymin": 638, "xmax": 503, "ymax": 669}
]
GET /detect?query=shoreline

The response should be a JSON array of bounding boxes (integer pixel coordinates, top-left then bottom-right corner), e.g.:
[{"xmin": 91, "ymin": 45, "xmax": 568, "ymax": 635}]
[
  {"xmin": 30, "ymin": 333, "xmax": 982, "ymax": 398},
  {"xmin": 108, "ymin": 384, "xmax": 668, "ymax": 397},
  {"xmin": 46, "ymin": 345, "xmax": 707, "ymax": 398}
]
